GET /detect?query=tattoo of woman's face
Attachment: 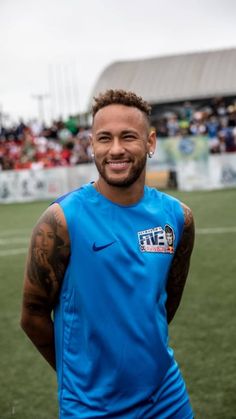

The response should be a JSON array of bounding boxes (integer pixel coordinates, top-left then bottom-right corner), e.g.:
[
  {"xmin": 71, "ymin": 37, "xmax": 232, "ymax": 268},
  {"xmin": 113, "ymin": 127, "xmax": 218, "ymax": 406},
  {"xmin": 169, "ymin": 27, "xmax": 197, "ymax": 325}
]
[
  {"xmin": 27, "ymin": 211, "xmax": 67, "ymax": 296},
  {"xmin": 34, "ymin": 222, "xmax": 56, "ymax": 261}
]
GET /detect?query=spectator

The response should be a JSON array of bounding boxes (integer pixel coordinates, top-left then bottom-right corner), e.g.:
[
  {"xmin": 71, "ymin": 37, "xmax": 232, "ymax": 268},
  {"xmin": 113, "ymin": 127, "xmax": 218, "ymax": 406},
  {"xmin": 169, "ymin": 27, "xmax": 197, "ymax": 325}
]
[
  {"xmin": 1, "ymin": 95, "xmax": 236, "ymax": 171},
  {"xmin": 166, "ymin": 114, "xmax": 180, "ymax": 137}
]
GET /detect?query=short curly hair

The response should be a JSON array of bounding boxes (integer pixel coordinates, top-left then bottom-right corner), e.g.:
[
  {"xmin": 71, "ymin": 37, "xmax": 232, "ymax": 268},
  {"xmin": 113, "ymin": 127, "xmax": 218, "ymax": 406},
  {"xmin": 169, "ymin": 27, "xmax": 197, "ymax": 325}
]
[{"xmin": 92, "ymin": 89, "xmax": 152, "ymax": 120}]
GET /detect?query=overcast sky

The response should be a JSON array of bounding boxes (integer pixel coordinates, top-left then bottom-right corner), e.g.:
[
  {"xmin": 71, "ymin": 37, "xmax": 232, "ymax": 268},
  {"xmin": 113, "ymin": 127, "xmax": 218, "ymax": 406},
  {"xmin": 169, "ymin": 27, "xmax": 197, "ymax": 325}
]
[{"xmin": 1, "ymin": 0, "xmax": 236, "ymax": 124}]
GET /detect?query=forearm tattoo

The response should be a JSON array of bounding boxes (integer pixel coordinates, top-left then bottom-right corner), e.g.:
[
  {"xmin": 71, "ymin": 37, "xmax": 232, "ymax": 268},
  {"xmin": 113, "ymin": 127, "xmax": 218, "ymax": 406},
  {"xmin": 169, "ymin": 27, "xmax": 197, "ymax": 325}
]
[
  {"xmin": 166, "ymin": 204, "xmax": 195, "ymax": 323},
  {"xmin": 27, "ymin": 209, "xmax": 70, "ymax": 298}
]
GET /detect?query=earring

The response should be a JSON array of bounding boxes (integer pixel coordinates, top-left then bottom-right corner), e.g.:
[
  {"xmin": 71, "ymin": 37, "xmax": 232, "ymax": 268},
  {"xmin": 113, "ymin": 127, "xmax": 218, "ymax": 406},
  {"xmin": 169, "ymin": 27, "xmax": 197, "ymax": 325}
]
[
  {"xmin": 148, "ymin": 151, "xmax": 154, "ymax": 158},
  {"xmin": 91, "ymin": 152, "xmax": 94, "ymax": 158}
]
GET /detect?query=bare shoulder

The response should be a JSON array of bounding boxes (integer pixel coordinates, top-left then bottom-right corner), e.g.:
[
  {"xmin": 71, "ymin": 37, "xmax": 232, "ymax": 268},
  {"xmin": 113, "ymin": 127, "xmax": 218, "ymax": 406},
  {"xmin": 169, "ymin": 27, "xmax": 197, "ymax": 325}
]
[
  {"xmin": 23, "ymin": 203, "xmax": 70, "ymax": 309},
  {"xmin": 32, "ymin": 202, "xmax": 70, "ymax": 259},
  {"xmin": 181, "ymin": 202, "xmax": 194, "ymax": 228},
  {"xmin": 180, "ymin": 202, "xmax": 195, "ymax": 250},
  {"xmin": 41, "ymin": 203, "xmax": 70, "ymax": 245}
]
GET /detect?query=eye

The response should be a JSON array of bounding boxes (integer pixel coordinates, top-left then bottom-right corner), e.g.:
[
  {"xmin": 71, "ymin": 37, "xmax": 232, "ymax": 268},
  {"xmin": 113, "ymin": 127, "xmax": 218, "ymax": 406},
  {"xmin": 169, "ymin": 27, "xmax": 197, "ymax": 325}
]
[
  {"xmin": 47, "ymin": 233, "xmax": 54, "ymax": 240},
  {"xmin": 123, "ymin": 134, "xmax": 137, "ymax": 141},
  {"xmin": 97, "ymin": 136, "xmax": 111, "ymax": 143}
]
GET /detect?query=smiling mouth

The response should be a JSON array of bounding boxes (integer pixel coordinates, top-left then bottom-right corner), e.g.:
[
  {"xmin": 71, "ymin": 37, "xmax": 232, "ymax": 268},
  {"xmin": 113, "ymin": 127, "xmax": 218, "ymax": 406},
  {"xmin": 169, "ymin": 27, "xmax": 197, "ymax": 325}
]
[{"xmin": 107, "ymin": 161, "xmax": 131, "ymax": 171}]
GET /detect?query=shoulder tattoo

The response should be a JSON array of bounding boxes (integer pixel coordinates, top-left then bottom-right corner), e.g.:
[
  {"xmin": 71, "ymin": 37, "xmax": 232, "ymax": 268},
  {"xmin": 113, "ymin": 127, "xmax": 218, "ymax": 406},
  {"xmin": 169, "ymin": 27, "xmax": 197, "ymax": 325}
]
[{"xmin": 26, "ymin": 207, "xmax": 70, "ymax": 298}]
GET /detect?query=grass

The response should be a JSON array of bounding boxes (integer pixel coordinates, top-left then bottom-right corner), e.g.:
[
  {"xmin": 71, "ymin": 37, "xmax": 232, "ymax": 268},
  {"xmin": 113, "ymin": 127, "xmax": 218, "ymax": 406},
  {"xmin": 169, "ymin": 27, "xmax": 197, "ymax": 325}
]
[
  {"xmin": 0, "ymin": 189, "xmax": 235, "ymax": 418},
  {"xmin": 170, "ymin": 188, "xmax": 236, "ymax": 418}
]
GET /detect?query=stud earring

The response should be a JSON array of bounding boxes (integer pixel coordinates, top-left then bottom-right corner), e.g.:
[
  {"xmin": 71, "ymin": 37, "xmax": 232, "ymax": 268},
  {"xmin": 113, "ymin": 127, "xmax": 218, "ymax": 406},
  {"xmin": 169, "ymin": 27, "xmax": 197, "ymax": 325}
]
[{"xmin": 148, "ymin": 151, "xmax": 154, "ymax": 158}]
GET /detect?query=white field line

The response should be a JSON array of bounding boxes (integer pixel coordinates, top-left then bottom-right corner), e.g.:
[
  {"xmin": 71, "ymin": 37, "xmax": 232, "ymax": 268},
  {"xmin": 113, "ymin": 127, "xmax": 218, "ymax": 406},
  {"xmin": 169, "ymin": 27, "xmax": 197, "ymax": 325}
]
[
  {"xmin": 0, "ymin": 248, "xmax": 28, "ymax": 256},
  {"xmin": 0, "ymin": 233, "xmax": 29, "ymax": 256},
  {"xmin": 196, "ymin": 226, "xmax": 236, "ymax": 234},
  {"xmin": 0, "ymin": 238, "xmax": 29, "ymax": 245},
  {"xmin": 0, "ymin": 228, "xmax": 31, "ymax": 237}
]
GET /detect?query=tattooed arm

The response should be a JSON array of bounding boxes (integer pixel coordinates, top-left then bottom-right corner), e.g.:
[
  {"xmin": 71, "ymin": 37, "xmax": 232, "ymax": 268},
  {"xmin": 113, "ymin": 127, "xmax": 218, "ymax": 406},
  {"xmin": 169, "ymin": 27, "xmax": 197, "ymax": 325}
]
[
  {"xmin": 20, "ymin": 203, "xmax": 70, "ymax": 369},
  {"xmin": 165, "ymin": 203, "xmax": 195, "ymax": 324}
]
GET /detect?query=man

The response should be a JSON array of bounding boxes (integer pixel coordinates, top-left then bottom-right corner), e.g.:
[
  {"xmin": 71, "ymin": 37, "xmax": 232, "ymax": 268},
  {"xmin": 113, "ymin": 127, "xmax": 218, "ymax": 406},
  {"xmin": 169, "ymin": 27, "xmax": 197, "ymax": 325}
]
[{"xmin": 21, "ymin": 89, "xmax": 195, "ymax": 418}]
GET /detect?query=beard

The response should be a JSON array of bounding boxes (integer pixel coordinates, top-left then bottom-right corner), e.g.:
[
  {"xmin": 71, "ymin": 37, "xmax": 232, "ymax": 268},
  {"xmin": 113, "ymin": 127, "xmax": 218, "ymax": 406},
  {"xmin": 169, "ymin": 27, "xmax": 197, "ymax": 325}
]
[{"xmin": 94, "ymin": 154, "xmax": 147, "ymax": 187}]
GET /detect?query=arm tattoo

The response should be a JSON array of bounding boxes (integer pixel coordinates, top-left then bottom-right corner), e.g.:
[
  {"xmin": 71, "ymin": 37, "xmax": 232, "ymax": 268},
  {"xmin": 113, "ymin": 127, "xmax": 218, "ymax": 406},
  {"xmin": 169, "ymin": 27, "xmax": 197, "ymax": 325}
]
[
  {"xmin": 166, "ymin": 204, "xmax": 195, "ymax": 323},
  {"xmin": 27, "ymin": 208, "xmax": 70, "ymax": 299}
]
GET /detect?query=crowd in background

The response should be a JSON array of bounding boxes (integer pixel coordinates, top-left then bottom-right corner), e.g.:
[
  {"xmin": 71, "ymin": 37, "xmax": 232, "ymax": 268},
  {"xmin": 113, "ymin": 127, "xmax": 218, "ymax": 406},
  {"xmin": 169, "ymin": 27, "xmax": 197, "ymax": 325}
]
[
  {"xmin": 0, "ymin": 97, "xmax": 236, "ymax": 171},
  {"xmin": 155, "ymin": 96, "xmax": 236, "ymax": 154},
  {"xmin": 0, "ymin": 116, "xmax": 92, "ymax": 171}
]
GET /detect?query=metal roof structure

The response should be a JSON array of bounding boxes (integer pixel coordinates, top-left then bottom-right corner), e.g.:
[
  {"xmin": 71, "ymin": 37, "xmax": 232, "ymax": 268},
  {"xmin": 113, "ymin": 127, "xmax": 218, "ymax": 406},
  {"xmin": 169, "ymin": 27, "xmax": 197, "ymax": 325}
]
[{"xmin": 89, "ymin": 48, "xmax": 236, "ymax": 107}]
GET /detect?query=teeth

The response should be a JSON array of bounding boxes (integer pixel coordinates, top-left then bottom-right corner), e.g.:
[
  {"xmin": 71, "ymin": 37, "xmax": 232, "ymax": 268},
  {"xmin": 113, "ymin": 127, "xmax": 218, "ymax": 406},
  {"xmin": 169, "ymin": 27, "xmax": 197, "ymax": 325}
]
[
  {"xmin": 108, "ymin": 161, "xmax": 129, "ymax": 164},
  {"xmin": 109, "ymin": 162, "xmax": 129, "ymax": 167}
]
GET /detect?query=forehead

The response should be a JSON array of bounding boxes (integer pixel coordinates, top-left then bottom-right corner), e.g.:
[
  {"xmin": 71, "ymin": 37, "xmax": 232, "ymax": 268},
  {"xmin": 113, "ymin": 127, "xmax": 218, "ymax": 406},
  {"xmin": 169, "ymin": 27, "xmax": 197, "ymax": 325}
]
[
  {"xmin": 38, "ymin": 222, "xmax": 54, "ymax": 232},
  {"xmin": 92, "ymin": 104, "xmax": 149, "ymax": 132}
]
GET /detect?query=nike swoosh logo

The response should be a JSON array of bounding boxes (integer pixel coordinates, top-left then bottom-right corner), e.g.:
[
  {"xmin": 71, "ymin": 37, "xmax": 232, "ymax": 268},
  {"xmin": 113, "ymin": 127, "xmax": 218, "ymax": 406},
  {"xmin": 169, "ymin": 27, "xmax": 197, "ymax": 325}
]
[{"xmin": 92, "ymin": 241, "xmax": 115, "ymax": 252}]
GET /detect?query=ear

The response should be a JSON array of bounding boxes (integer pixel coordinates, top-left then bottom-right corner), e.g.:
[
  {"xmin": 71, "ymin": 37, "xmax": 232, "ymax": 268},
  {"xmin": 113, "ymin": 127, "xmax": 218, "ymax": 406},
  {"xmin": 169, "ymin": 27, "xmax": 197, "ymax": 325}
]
[
  {"xmin": 147, "ymin": 129, "xmax": 157, "ymax": 156},
  {"xmin": 88, "ymin": 133, "xmax": 93, "ymax": 146},
  {"xmin": 89, "ymin": 133, "xmax": 94, "ymax": 153}
]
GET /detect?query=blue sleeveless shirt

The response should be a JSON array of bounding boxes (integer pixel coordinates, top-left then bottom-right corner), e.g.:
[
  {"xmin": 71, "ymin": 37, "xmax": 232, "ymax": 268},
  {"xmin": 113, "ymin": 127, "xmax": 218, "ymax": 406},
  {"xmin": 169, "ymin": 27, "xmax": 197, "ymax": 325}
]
[{"xmin": 54, "ymin": 183, "xmax": 193, "ymax": 418}]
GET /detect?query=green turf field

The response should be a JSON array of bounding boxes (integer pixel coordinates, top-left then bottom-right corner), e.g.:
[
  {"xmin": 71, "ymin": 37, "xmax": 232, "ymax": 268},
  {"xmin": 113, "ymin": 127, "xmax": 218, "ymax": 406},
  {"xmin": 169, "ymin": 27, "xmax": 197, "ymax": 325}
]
[{"xmin": 0, "ymin": 189, "xmax": 236, "ymax": 418}]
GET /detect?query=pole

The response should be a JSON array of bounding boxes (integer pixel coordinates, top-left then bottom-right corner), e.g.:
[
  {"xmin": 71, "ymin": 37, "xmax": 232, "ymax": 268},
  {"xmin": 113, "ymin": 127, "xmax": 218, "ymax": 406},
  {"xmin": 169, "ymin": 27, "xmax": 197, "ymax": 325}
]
[{"xmin": 31, "ymin": 94, "xmax": 49, "ymax": 123}]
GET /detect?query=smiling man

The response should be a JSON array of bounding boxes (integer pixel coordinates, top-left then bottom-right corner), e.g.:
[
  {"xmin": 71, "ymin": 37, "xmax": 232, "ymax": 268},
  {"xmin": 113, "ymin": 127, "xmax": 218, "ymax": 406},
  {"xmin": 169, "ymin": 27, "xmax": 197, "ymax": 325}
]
[{"xmin": 21, "ymin": 89, "xmax": 195, "ymax": 418}]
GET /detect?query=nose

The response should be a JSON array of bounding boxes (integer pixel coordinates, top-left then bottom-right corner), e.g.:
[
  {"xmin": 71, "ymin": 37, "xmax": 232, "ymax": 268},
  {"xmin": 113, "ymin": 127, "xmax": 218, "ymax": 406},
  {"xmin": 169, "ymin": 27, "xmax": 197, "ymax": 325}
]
[
  {"xmin": 41, "ymin": 234, "xmax": 48, "ymax": 247},
  {"xmin": 109, "ymin": 138, "xmax": 125, "ymax": 156}
]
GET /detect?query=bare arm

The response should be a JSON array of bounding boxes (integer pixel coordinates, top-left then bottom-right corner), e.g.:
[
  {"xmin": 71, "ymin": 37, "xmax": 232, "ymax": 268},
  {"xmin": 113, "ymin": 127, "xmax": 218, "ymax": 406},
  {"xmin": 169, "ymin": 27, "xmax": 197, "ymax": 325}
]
[
  {"xmin": 166, "ymin": 203, "xmax": 195, "ymax": 324},
  {"xmin": 20, "ymin": 203, "xmax": 70, "ymax": 369}
]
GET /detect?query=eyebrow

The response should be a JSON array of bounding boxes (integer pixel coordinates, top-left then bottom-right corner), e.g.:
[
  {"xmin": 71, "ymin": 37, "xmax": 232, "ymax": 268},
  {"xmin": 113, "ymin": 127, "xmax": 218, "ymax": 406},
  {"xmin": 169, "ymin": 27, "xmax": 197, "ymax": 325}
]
[
  {"xmin": 121, "ymin": 130, "xmax": 138, "ymax": 135},
  {"xmin": 96, "ymin": 129, "xmax": 139, "ymax": 136},
  {"xmin": 96, "ymin": 131, "xmax": 111, "ymax": 136}
]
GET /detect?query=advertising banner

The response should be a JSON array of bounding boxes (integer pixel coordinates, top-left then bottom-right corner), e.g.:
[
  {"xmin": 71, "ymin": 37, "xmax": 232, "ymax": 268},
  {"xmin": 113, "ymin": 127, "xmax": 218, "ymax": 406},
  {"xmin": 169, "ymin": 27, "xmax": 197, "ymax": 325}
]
[
  {"xmin": 1, "ymin": 138, "xmax": 236, "ymax": 202},
  {"xmin": 147, "ymin": 135, "xmax": 209, "ymax": 170},
  {"xmin": 0, "ymin": 165, "xmax": 95, "ymax": 203},
  {"xmin": 177, "ymin": 153, "xmax": 236, "ymax": 191}
]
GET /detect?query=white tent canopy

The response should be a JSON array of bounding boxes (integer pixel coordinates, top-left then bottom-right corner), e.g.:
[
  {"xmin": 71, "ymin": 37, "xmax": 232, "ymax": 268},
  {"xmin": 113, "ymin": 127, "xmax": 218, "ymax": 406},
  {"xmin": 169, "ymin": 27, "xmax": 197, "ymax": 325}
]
[{"xmin": 89, "ymin": 48, "xmax": 236, "ymax": 107}]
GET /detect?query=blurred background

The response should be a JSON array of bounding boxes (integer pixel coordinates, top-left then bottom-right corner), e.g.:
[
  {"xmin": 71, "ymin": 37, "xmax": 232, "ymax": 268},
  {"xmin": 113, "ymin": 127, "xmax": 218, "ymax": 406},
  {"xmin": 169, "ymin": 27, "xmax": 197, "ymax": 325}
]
[{"xmin": 0, "ymin": 0, "xmax": 236, "ymax": 418}]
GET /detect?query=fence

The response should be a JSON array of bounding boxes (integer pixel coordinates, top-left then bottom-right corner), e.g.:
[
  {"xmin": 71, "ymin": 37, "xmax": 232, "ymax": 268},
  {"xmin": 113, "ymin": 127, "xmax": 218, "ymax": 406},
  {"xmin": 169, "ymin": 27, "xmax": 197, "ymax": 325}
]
[{"xmin": 1, "ymin": 137, "xmax": 236, "ymax": 203}]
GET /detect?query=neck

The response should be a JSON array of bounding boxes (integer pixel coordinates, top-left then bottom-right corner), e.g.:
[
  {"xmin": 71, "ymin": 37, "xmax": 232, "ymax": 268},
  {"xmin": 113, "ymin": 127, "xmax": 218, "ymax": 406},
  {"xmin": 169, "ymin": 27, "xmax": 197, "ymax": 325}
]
[{"xmin": 94, "ymin": 175, "xmax": 145, "ymax": 205}]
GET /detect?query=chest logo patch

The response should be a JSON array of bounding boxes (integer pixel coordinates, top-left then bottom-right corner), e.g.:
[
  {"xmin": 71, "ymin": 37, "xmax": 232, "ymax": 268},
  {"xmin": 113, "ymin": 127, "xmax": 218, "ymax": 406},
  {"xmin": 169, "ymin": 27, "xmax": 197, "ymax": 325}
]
[
  {"xmin": 138, "ymin": 225, "xmax": 175, "ymax": 253},
  {"xmin": 93, "ymin": 241, "xmax": 115, "ymax": 252}
]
